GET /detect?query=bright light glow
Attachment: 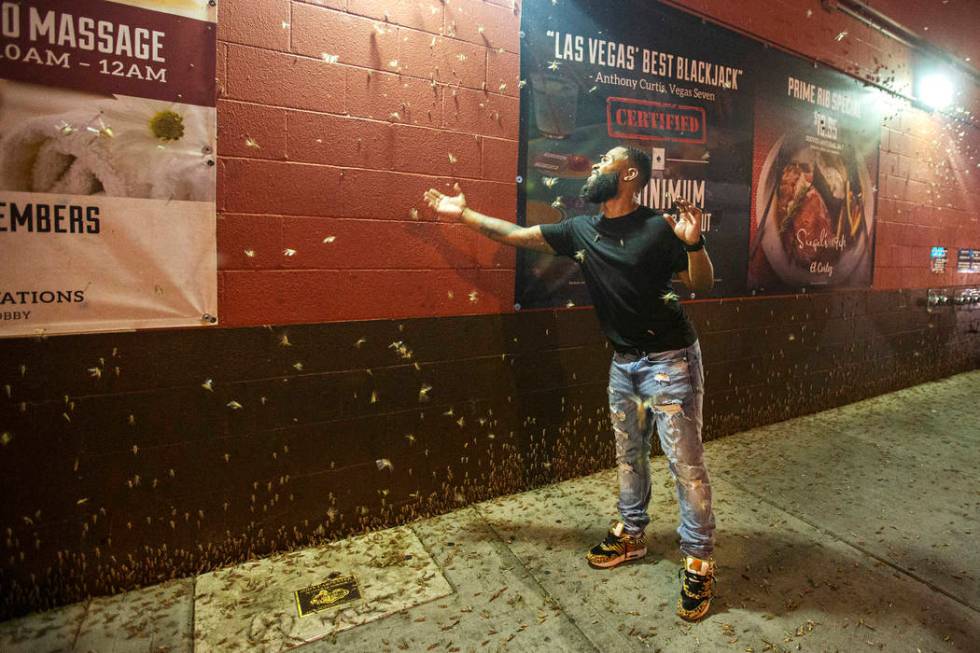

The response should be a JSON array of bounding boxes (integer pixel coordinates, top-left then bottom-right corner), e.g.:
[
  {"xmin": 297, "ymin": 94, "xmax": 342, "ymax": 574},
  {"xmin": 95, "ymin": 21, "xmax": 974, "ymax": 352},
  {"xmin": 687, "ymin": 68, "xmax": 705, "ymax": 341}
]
[{"xmin": 918, "ymin": 73, "xmax": 954, "ymax": 110}]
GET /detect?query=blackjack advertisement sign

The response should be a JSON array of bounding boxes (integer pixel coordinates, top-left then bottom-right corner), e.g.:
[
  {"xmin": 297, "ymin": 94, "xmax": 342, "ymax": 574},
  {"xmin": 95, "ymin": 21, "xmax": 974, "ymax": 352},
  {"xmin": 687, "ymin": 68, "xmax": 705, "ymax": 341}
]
[
  {"xmin": 0, "ymin": 0, "xmax": 217, "ymax": 338},
  {"xmin": 517, "ymin": 0, "xmax": 882, "ymax": 308}
]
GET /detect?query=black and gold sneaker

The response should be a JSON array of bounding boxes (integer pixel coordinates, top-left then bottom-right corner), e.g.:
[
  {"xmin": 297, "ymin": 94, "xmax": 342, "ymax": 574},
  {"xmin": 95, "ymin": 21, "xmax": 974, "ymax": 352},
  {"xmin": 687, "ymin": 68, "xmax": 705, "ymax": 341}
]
[
  {"xmin": 676, "ymin": 555, "xmax": 716, "ymax": 621},
  {"xmin": 586, "ymin": 521, "xmax": 647, "ymax": 569}
]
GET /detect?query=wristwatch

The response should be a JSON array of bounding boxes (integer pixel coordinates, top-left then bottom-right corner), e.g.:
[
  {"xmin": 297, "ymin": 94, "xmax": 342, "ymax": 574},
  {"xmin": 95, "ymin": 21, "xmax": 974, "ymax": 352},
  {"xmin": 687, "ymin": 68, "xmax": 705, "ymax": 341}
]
[{"xmin": 685, "ymin": 234, "xmax": 706, "ymax": 252}]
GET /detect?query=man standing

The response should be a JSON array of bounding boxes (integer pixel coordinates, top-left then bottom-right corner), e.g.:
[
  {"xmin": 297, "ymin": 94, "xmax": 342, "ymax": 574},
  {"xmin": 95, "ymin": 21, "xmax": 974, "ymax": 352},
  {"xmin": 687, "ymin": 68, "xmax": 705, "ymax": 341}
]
[{"xmin": 424, "ymin": 145, "xmax": 717, "ymax": 621}]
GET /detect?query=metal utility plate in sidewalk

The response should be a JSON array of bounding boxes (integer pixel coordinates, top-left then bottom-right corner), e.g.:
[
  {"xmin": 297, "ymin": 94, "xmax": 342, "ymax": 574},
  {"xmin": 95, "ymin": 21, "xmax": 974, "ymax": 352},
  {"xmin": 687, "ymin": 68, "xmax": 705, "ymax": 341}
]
[{"xmin": 193, "ymin": 525, "xmax": 452, "ymax": 652}]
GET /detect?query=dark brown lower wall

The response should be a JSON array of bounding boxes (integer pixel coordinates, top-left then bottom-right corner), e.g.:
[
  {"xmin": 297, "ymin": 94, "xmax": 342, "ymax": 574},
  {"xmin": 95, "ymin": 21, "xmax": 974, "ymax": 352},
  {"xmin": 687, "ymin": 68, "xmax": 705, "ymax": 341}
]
[{"xmin": 1, "ymin": 287, "xmax": 978, "ymax": 620}]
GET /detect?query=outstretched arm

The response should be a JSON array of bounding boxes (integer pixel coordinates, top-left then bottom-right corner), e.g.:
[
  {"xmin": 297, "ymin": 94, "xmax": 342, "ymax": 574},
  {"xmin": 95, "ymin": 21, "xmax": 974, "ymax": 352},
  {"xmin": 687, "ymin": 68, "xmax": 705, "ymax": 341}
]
[
  {"xmin": 460, "ymin": 207, "xmax": 556, "ymax": 254},
  {"xmin": 424, "ymin": 184, "xmax": 556, "ymax": 255}
]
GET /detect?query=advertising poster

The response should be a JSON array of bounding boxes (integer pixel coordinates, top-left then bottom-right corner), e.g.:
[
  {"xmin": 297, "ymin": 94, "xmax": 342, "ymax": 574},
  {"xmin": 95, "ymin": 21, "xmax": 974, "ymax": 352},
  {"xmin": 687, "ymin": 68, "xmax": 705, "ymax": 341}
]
[
  {"xmin": 747, "ymin": 50, "xmax": 881, "ymax": 292},
  {"xmin": 0, "ymin": 0, "xmax": 217, "ymax": 337},
  {"xmin": 957, "ymin": 248, "xmax": 979, "ymax": 274},
  {"xmin": 516, "ymin": 0, "xmax": 760, "ymax": 309}
]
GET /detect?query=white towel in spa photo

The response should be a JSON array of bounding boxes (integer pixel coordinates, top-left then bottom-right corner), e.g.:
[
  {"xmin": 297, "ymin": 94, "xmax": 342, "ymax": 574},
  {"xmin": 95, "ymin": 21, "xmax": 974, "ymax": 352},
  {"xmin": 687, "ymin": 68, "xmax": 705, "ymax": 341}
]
[{"xmin": 0, "ymin": 81, "xmax": 215, "ymax": 202}]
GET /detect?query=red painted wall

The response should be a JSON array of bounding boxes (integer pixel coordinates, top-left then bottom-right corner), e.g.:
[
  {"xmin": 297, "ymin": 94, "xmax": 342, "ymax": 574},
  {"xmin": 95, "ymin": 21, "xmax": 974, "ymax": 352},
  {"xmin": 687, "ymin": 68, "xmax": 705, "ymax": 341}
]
[
  {"xmin": 867, "ymin": 0, "xmax": 980, "ymax": 66},
  {"xmin": 215, "ymin": 0, "xmax": 980, "ymax": 327}
]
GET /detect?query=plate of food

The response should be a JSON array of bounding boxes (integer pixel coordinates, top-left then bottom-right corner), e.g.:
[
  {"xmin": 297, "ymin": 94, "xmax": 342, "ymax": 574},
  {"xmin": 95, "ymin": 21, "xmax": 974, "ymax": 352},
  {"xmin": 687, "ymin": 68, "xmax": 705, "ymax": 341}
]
[
  {"xmin": 527, "ymin": 117, "xmax": 609, "ymax": 180},
  {"xmin": 753, "ymin": 133, "xmax": 873, "ymax": 285},
  {"xmin": 524, "ymin": 199, "xmax": 565, "ymax": 226},
  {"xmin": 530, "ymin": 151, "xmax": 594, "ymax": 178}
]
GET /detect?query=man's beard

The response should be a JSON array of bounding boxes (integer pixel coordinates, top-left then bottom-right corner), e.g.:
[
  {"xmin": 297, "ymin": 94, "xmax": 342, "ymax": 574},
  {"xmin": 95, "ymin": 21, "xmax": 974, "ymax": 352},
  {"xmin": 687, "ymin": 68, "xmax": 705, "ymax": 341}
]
[{"xmin": 581, "ymin": 170, "xmax": 619, "ymax": 204}]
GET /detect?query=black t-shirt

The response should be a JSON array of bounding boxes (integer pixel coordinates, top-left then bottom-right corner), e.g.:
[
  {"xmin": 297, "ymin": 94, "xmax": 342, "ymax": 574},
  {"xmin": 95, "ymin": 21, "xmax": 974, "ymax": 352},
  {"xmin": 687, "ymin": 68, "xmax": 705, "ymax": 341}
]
[{"xmin": 540, "ymin": 205, "xmax": 698, "ymax": 353}]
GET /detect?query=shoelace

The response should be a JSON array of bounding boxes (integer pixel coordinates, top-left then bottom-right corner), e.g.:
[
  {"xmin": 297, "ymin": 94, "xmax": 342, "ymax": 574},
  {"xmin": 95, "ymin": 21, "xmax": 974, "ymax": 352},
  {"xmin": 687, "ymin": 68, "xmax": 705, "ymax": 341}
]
[
  {"xmin": 600, "ymin": 532, "xmax": 625, "ymax": 551},
  {"xmin": 681, "ymin": 569, "xmax": 715, "ymax": 599}
]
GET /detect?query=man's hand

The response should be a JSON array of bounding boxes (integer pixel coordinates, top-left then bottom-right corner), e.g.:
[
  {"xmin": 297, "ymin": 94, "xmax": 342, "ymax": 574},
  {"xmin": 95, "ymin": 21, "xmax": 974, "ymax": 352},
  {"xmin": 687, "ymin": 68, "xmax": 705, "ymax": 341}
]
[
  {"xmin": 424, "ymin": 183, "xmax": 467, "ymax": 219},
  {"xmin": 668, "ymin": 198, "xmax": 714, "ymax": 292},
  {"xmin": 422, "ymin": 184, "xmax": 556, "ymax": 254},
  {"xmin": 664, "ymin": 198, "xmax": 703, "ymax": 246}
]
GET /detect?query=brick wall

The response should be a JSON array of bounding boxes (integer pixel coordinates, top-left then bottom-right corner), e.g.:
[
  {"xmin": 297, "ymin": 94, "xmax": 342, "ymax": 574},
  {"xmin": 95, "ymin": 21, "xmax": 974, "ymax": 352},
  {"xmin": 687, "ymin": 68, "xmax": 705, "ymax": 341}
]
[
  {"xmin": 0, "ymin": 0, "xmax": 978, "ymax": 620},
  {"xmin": 216, "ymin": 0, "xmax": 522, "ymax": 325},
  {"xmin": 213, "ymin": 0, "xmax": 979, "ymax": 326}
]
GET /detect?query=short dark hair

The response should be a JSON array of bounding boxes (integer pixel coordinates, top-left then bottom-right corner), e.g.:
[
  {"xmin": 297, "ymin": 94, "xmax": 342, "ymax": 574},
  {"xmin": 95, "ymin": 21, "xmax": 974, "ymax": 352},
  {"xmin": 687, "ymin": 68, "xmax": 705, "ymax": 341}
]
[{"xmin": 622, "ymin": 145, "xmax": 651, "ymax": 188}]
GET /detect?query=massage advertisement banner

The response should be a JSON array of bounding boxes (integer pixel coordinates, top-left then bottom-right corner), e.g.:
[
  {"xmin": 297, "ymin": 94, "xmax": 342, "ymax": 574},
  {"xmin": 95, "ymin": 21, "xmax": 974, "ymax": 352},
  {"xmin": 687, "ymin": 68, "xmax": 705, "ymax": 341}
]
[
  {"xmin": 0, "ymin": 0, "xmax": 217, "ymax": 337},
  {"xmin": 517, "ymin": 0, "xmax": 881, "ymax": 307}
]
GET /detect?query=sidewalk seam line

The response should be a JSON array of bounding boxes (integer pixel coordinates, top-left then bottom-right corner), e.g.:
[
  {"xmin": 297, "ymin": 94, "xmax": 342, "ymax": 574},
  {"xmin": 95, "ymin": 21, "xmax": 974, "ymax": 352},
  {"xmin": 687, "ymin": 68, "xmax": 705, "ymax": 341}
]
[
  {"xmin": 69, "ymin": 599, "xmax": 90, "ymax": 651},
  {"xmin": 189, "ymin": 575, "xmax": 197, "ymax": 653},
  {"xmin": 408, "ymin": 515, "xmax": 463, "ymax": 596},
  {"xmin": 472, "ymin": 503, "xmax": 603, "ymax": 653}
]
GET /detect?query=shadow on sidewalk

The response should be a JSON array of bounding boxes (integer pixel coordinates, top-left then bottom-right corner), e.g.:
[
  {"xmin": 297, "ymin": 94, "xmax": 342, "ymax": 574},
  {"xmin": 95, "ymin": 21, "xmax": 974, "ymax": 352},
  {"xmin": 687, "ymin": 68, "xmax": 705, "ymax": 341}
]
[{"xmin": 480, "ymin": 519, "xmax": 980, "ymax": 645}]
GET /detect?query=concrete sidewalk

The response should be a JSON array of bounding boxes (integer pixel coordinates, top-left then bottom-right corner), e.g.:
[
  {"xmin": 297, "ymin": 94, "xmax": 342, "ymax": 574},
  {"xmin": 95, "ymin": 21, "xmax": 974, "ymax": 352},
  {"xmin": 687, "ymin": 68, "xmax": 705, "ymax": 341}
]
[{"xmin": 2, "ymin": 371, "xmax": 978, "ymax": 652}]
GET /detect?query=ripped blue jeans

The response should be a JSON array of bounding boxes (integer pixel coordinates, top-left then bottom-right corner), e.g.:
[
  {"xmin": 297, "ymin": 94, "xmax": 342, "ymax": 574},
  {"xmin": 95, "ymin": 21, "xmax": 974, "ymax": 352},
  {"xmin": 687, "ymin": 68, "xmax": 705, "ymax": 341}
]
[{"xmin": 608, "ymin": 339, "xmax": 715, "ymax": 559}]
